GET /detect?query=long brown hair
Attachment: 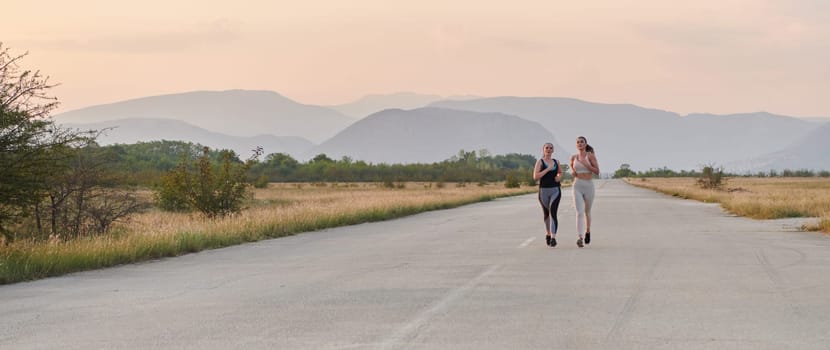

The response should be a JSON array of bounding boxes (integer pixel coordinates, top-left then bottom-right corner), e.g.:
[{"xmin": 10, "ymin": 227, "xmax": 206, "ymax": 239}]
[{"xmin": 578, "ymin": 136, "xmax": 594, "ymax": 153}]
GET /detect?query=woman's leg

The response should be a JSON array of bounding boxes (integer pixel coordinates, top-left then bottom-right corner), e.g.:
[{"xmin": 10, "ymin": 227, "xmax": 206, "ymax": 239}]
[
  {"xmin": 583, "ymin": 181, "xmax": 595, "ymax": 233},
  {"xmin": 573, "ymin": 181, "xmax": 586, "ymax": 238},
  {"xmin": 538, "ymin": 189, "xmax": 553, "ymax": 245},
  {"xmin": 538, "ymin": 190, "xmax": 552, "ymax": 233},
  {"xmin": 549, "ymin": 187, "xmax": 561, "ymax": 236}
]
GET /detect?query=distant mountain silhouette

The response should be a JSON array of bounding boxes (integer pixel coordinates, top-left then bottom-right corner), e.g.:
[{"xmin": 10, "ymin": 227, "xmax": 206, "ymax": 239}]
[
  {"xmin": 431, "ymin": 97, "xmax": 819, "ymax": 171},
  {"xmin": 54, "ymin": 90, "xmax": 355, "ymax": 143},
  {"xmin": 54, "ymin": 91, "xmax": 827, "ymax": 171},
  {"xmin": 329, "ymin": 92, "xmax": 443, "ymax": 119},
  {"xmin": 802, "ymin": 117, "xmax": 830, "ymax": 124},
  {"xmin": 728, "ymin": 122, "xmax": 830, "ymax": 172},
  {"xmin": 62, "ymin": 118, "xmax": 313, "ymax": 159},
  {"xmin": 679, "ymin": 112, "xmax": 815, "ymax": 169},
  {"xmin": 306, "ymin": 107, "xmax": 569, "ymax": 164}
]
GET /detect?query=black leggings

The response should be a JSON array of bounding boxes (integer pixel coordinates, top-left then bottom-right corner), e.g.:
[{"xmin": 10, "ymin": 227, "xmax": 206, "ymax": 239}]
[{"xmin": 538, "ymin": 187, "xmax": 562, "ymax": 234}]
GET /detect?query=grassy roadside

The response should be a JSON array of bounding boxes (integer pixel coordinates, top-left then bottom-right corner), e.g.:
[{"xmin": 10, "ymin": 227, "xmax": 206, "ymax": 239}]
[
  {"xmin": 625, "ymin": 177, "xmax": 830, "ymax": 233},
  {"xmin": 0, "ymin": 182, "xmax": 535, "ymax": 285}
]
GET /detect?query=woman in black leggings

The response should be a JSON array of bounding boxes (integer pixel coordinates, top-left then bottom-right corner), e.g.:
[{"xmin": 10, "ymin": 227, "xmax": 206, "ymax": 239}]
[{"xmin": 533, "ymin": 142, "xmax": 563, "ymax": 247}]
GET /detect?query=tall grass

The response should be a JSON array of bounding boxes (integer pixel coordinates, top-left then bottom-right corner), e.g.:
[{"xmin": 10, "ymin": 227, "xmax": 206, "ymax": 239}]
[
  {"xmin": 0, "ymin": 182, "xmax": 534, "ymax": 284},
  {"xmin": 627, "ymin": 177, "xmax": 830, "ymax": 234}
]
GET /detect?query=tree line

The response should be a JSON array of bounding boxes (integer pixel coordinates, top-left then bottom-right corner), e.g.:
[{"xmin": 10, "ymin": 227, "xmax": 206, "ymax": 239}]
[
  {"xmin": 47, "ymin": 140, "xmax": 540, "ymax": 187},
  {"xmin": 247, "ymin": 149, "xmax": 538, "ymax": 185},
  {"xmin": 613, "ymin": 164, "xmax": 830, "ymax": 179}
]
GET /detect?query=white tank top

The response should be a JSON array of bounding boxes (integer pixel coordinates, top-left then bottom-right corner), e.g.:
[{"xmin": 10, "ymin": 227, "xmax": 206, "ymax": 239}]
[{"xmin": 574, "ymin": 155, "xmax": 592, "ymax": 174}]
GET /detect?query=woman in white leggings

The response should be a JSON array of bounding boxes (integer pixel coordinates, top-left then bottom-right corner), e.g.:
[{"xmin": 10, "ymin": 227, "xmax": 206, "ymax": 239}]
[{"xmin": 569, "ymin": 136, "xmax": 600, "ymax": 248}]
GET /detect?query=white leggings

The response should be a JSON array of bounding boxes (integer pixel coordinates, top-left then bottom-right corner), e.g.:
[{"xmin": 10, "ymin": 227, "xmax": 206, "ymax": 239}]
[{"xmin": 572, "ymin": 178, "xmax": 595, "ymax": 236}]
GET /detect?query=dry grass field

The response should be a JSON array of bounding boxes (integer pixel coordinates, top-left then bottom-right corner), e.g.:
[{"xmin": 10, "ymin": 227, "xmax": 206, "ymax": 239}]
[
  {"xmin": 1, "ymin": 182, "xmax": 534, "ymax": 284},
  {"xmin": 626, "ymin": 177, "xmax": 830, "ymax": 233},
  {"xmin": 128, "ymin": 182, "xmax": 533, "ymax": 238}
]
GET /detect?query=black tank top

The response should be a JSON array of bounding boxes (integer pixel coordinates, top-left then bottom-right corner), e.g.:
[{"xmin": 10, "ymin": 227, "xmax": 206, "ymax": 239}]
[{"xmin": 539, "ymin": 159, "xmax": 560, "ymax": 188}]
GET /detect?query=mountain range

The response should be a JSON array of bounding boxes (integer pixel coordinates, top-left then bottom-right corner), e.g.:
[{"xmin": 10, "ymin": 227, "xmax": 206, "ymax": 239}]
[
  {"xmin": 328, "ymin": 92, "xmax": 443, "ymax": 119},
  {"xmin": 54, "ymin": 90, "xmax": 830, "ymax": 172},
  {"xmin": 430, "ymin": 97, "xmax": 821, "ymax": 171},
  {"xmin": 56, "ymin": 90, "xmax": 354, "ymax": 143},
  {"xmin": 306, "ymin": 107, "xmax": 568, "ymax": 164},
  {"xmin": 327, "ymin": 92, "xmax": 483, "ymax": 119},
  {"xmin": 728, "ymin": 122, "xmax": 830, "ymax": 172},
  {"xmin": 64, "ymin": 118, "xmax": 313, "ymax": 159}
]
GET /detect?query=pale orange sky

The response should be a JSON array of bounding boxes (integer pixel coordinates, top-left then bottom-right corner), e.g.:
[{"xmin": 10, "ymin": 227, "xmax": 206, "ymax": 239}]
[{"xmin": 3, "ymin": 0, "xmax": 828, "ymax": 116}]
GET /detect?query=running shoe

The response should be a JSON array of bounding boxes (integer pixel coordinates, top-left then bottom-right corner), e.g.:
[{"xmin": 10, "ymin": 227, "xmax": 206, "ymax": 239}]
[
  {"xmin": 585, "ymin": 232, "xmax": 591, "ymax": 245},
  {"xmin": 550, "ymin": 237, "xmax": 557, "ymax": 247},
  {"xmin": 546, "ymin": 235, "xmax": 551, "ymax": 246},
  {"xmin": 577, "ymin": 237, "xmax": 584, "ymax": 248}
]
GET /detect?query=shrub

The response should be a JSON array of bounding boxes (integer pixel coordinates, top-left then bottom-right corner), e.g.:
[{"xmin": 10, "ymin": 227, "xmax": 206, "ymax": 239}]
[
  {"xmin": 505, "ymin": 174, "xmax": 520, "ymax": 188},
  {"xmin": 253, "ymin": 174, "xmax": 269, "ymax": 189},
  {"xmin": 156, "ymin": 147, "xmax": 260, "ymax": 218},
  {"xmin": 697, "ymin": 164, "xmax": 727, "ymax": 190}
]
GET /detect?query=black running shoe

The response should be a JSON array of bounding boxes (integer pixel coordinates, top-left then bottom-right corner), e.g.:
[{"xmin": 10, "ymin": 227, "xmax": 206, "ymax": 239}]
[
  {"xmin": 545, "ymin": 235, "xmax": 551, "ymax": 246},
  {"xmin": 550, "ymin": 237, "xmax": 557, "ymax": 247},
  {"xmin": 577, "ymin": 237, "xmax": 584, "ymax": 248},
  {"xmin": 585, "ymin": 232, "xmax": 591, "ymax": 245}
]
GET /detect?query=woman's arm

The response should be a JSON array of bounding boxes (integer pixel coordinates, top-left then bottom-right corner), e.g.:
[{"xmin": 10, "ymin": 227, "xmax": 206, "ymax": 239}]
[
  {"xmin": 569, "ymin": 156, "xmax": 577, "ymax": 176},
  {"xmin": 587, "ymin": 153, "xmax": 600, "ymax": 175},
  {"xmin": 532, "ymin": 159, "xmax": 545, "ymax": 180},
  {"xmin": 556, "ymin": 159, "xmax": 563, "ymax": 182}
]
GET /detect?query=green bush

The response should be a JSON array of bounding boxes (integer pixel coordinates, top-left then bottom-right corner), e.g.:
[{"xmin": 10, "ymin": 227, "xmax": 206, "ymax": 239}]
[
  {"xmin": 156, "ymin": 147, "xmax": 260, "ymax": 218},
  {"xmin": 253, "ymin": 174, "xmax": 269, "ymax": 189},
  {"xmin": 697, "ymin": 164, "xmax": 727, "ymax": 190},
  {"xmin": 505, "ymin": 174, "xmax": 520, "ymax": 188},
  {"xmin": 613, "ymin": 164, "xmax": 636, "ymax": 178}
]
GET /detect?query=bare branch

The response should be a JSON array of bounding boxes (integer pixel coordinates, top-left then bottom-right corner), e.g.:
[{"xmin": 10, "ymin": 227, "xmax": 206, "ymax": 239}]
[{"xmin": 0, "ymin": 43, "xmax": 60, "ymax": 119}]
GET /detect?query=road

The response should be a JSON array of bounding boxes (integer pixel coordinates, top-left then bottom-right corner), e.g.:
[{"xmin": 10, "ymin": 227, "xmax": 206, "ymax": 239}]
[{"xmin": 2, "ymin": 180, "xmax": 829, "ymax": 349}]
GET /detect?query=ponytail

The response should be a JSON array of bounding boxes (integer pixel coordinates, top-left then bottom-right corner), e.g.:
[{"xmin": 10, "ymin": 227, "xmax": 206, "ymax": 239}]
[{"xmin": 578, "ymin": 136, "xmax": 595, "ymax": 153}]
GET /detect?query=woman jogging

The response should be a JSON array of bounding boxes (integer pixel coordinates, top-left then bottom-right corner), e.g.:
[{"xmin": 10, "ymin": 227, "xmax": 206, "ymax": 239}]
[
  {"xmin": 533, "ymin": 142, "xmax": 563, "ymax": 247},
  {"xmin": 569, "ymin": 136, "xmax": 599, "ymax": 248}
]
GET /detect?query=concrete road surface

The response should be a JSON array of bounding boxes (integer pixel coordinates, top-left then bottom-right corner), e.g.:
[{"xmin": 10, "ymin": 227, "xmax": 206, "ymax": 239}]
[{"xmin": 2, "ymin": 180, "xmax": 830, "ymax": 349}]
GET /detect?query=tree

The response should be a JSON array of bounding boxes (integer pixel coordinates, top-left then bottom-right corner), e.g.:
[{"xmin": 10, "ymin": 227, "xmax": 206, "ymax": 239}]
[
  {"xmin": 83, "ymin": 188, "xmax": 149, "ymax": 234},
  {"xmin": 157, "ymin": 147, "xmax": 262, "ymax": 218},
  {"xmin": 32, "ymin": 143, "xmax": 148, "ymax": 240},
  {"xmin": 1, "ymin": 43, "xmax": 58, "ymax": 118},
  {"xmin": 454, "ymin": 149, "xmax": 477, "ymax": 165},
  {"xmin": 613, "ymin": 163, "xmax": 635, "ymax": 178},
  {"xmin": 0, "ymin": 43, "xmax": 90, "ymax": 242},
  {"xmin": 311, "ymin": 153, "xmax": 333, "ymax": 163},
  {"xmin": 697, "ymin": 164, "xmax": 727, "ymax": 190}
]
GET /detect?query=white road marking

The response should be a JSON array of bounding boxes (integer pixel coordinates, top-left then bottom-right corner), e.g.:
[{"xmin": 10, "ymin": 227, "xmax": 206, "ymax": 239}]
[{"xmin": 518, "ymin": 237, "xmax": 536, "ymax": 248}]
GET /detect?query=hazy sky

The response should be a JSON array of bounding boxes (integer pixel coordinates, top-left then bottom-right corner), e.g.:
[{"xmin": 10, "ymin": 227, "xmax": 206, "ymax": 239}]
[{"xmin": 3, "ymin": 0, "xmax": 829, "ymax": 116}]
